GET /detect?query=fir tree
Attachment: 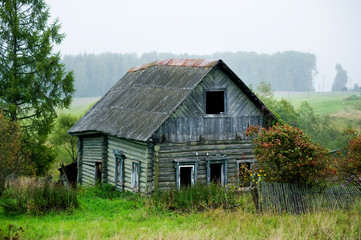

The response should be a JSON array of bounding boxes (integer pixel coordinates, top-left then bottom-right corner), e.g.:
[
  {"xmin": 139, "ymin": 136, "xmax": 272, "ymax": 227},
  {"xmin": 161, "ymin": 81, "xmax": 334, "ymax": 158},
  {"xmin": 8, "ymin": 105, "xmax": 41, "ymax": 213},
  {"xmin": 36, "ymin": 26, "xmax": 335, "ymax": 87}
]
[{"xmin": 0, "ymin": 0, "xmax": 74, "ymax": 174}]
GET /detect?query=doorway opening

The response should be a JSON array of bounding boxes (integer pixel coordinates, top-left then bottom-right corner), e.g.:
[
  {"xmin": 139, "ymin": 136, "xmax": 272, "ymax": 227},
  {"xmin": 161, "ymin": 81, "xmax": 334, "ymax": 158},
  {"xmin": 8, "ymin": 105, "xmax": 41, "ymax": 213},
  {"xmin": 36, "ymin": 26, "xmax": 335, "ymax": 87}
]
[{"xmin": 95, "ymin": 162, "xmax": 102, "ymax": 184}]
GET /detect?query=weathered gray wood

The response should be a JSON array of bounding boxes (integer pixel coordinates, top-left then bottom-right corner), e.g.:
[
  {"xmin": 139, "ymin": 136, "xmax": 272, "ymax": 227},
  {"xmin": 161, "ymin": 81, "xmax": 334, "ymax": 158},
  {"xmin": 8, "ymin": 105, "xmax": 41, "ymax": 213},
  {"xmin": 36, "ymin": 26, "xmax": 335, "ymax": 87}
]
[
  {"xmin": 155, "ymin": 140, "xmax": 254, "ymax": 190},
  {"xmin": 78, "ymin": 135, "xmax": 104, "ymax": 186},
  {"xmin": 259, "ymin": 182, "xmax": 361, "ymax": 214},
  {"xmin": 105, "ymin": 136, "xmax": 151, "ymax": 194},
  {"xmin": 152, "ymin": 68, "xmax": 264, "ymax": 143},
  {"xmin": 75, "ymin": 63, "xmax": 273, "ymax": 194},
  {"xmin": 77, "ymin": 137, "xmax": 83, "ymax": 184}
]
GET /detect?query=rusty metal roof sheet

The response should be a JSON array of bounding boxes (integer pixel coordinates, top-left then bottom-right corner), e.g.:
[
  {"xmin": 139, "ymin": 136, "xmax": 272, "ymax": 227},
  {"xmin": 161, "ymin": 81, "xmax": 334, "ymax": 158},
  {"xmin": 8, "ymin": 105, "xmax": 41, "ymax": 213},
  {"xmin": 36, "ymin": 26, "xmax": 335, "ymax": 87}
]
[
  {"xmin": 69, "ymin": 58, "xmax": 276, "ymax": 141},
  {"xmin": 128, "ymin": 58, "xmax": 218, "ymax": 72}
]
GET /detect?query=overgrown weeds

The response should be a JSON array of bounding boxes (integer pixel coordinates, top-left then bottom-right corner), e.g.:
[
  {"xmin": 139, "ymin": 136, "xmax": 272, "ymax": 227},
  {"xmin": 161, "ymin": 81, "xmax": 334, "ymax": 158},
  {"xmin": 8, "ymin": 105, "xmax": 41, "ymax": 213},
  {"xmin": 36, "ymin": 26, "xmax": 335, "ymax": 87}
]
[
  {"xmin": 147, "ymin": 183, "xmax": 251, "ymax": 212},
  {"xmin": 0, "ymin": 224, "xmax": 24, "ymax": 240},
  {"xmin": 1, "ymin": 177, "xmax": 78, "ymax": 215},
  {"xmin": 78, "ymin": 183, "xmax": 144, "ymax": 202}
]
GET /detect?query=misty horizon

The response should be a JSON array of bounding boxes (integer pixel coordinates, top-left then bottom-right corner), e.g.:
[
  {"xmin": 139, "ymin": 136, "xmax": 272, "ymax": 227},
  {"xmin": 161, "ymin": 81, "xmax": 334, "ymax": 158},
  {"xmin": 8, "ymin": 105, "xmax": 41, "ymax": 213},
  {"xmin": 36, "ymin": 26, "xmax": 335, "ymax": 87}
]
[{"xmin": 46, "ymin": 0, "xmax": 361, "ymax": 92}]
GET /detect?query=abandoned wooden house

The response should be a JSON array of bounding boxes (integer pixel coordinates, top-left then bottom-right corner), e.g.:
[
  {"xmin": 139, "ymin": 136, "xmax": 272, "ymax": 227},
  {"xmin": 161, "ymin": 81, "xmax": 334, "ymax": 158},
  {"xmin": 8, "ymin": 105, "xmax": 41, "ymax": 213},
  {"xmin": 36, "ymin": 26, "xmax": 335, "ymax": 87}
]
[{"xmin": 68, "ymin": 58, "xmax": 276, "ymax": 194}]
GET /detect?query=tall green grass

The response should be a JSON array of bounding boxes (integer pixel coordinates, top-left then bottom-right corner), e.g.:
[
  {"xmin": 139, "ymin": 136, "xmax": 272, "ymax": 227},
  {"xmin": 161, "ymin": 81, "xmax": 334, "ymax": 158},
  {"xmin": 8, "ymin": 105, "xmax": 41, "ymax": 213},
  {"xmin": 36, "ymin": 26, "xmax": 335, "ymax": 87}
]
[
  {"xmin": 1, "ymin": 177, "xmax": 78, "ymax": 215},
  {"xmin": 148, "ymin": 183, "xmax": 249, "ymax": 212},
  {"xmin": 0, "ymin": 190, "xmax": 360, "ymax": 239}
]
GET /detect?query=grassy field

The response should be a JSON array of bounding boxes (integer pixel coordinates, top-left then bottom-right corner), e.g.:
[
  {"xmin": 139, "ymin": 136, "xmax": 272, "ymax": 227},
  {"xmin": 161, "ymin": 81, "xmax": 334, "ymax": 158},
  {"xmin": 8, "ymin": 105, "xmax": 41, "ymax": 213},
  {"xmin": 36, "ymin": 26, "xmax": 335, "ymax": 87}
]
[
  {"xmin": 1, "ymin": 191, "xmax": 360, "ymax": 240},
  {"xmin": 275, "ymin": 91, "xmax": 361, "ymax": 131},
  {"xmin": 57, "ymin": 97, "xmax": 100, "ymax": 116},
  {"xmin": 274, "ymin": 91, "xmax": 361, "ymax": 116}
]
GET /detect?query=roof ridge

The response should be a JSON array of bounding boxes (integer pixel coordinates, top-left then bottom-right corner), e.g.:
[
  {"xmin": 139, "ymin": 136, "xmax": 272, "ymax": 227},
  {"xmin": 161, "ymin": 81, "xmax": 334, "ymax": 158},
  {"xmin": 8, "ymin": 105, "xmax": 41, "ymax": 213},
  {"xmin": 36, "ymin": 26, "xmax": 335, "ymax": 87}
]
[{"xmin": 128, "ymin": 58, "xmax": 219, "ymax": 72}]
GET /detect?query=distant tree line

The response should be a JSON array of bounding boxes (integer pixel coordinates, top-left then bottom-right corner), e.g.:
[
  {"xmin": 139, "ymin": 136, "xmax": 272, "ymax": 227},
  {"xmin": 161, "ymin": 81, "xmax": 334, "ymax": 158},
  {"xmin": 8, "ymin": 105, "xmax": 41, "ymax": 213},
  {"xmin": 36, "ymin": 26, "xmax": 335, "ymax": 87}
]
[{"xmin": 62, "ymin": 51, "xmax": 317, "ymax": 97}]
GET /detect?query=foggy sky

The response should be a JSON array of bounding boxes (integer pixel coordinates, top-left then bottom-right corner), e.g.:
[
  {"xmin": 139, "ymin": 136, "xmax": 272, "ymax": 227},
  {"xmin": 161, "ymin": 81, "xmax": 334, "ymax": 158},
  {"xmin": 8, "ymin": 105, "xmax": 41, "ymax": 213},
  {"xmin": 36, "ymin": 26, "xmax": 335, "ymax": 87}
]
[{"xmin": 46, "ymin": 0, "xmax": 361, "ymax": 92}]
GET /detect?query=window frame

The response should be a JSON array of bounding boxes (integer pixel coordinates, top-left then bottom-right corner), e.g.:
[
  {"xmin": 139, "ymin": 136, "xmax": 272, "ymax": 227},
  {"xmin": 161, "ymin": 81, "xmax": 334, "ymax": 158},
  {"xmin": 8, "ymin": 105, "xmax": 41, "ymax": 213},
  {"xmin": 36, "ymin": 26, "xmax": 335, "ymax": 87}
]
[
  {"xmin": 174, "ymin": 160, "xmax": 199, "ymax": 190},
  {"xmin": 131, "ymin": 161, "xmax": 140, "ymax": 191},
  {"xmin": 204, "ymin": 88, "xmax": 227, "ymax": 116},
  {"xmin": 205, "ymin": 155, "xmax": 228, "ymax": 187},
  {"xmin": 114, "ymin": 150, "xmax": 125, "ymax": 190},
  {"xmin": 236, "ymin": 159, "xmax": 256, "ymax": 190}
]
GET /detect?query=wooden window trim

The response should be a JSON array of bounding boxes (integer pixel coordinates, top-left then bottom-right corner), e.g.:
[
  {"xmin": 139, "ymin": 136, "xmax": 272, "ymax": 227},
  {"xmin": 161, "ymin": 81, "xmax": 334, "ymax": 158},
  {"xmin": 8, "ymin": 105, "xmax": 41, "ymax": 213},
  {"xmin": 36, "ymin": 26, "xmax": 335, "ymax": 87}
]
[
  {"xmin": 114, "ymin": 150, "xmax": 125, "ymax": 190},
  {"xmin": 237, "ymin": 159, "xmax": 256, "ymax": 190},
  {"xmin": 131, "ymin": 161, "xmax": 140, "ymax": 191},
  {"xmin": 205, "ymin": 155, "xmax": 228, "ymax": 187},
  {"xmin": 174, "ymin": 160, "xmax": 198, "ymax": 190}
]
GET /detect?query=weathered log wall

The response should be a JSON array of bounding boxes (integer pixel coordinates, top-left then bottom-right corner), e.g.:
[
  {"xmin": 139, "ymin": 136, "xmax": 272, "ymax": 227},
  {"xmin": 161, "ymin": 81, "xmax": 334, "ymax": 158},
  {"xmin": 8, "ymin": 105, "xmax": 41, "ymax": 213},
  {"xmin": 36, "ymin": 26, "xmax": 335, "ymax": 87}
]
[
  {"xmin": 106, "ymin": 136, "xmax": 153, "ymax": 194},
  {"xmin": 154, "ymin": 140, "xmax": 254, "ymax": 190},
  {"xmin": 78, "ymin": 135, "xmax": 103, "ymax": 186}
]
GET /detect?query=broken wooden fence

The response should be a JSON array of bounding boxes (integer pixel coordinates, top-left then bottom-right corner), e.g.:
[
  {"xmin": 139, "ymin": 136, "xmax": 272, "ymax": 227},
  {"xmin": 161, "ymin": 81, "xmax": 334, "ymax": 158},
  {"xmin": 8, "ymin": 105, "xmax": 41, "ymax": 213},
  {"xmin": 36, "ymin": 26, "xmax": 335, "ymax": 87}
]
[{"xmin": 257, "ymin": 182, "xmax": 361, "ymax": 214}]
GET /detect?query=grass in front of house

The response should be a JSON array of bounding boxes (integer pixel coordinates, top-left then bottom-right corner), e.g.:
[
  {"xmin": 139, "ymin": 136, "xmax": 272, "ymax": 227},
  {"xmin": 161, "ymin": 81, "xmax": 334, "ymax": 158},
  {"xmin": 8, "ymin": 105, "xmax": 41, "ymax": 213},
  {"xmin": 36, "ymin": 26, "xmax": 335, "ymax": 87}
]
[{"xmin": 1, "ymin": 189, "xmax": 360, "ymax": 240}]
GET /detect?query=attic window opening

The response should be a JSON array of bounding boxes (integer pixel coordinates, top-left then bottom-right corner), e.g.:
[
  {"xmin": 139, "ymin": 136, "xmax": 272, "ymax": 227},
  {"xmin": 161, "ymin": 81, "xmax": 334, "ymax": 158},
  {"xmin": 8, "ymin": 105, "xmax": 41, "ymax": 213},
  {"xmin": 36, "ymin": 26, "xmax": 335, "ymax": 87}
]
[{"xmin": 206, "ymin": 90, "xmax": 225, "ymax": 114}]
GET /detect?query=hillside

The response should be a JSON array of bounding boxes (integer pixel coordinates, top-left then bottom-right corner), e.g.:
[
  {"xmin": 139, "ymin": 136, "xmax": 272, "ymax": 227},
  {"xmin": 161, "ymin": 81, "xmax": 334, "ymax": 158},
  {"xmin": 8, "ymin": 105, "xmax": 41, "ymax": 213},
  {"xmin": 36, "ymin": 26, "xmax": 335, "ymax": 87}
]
[{"xmin": 274, "ymin": 91, "xmax": 361, "ymax": 130}]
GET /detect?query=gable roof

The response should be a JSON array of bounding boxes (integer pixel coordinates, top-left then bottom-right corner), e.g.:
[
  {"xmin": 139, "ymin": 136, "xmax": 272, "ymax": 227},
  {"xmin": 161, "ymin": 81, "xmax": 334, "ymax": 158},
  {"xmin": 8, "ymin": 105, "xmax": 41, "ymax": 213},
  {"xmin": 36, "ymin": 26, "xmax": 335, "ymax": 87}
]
[{"xmin": 69, "ymin": 58, "xmax": 276, "ymax": 141}]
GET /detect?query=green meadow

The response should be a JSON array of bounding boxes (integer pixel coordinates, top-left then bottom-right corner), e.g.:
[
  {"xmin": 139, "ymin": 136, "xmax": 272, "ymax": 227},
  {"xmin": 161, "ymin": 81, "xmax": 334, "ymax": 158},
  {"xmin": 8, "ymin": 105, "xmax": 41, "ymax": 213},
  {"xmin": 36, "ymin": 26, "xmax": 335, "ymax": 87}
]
[
  {"xmin": 57, "ymin": 97, "xmax": 100, "ymax": 116},
  {"xmin": 274, "ymin": 91, "xmax": 361, "ymax": 116},
  {"xmin": 1, "ymin": 191, "xmax": 360, "ymax": 240}
]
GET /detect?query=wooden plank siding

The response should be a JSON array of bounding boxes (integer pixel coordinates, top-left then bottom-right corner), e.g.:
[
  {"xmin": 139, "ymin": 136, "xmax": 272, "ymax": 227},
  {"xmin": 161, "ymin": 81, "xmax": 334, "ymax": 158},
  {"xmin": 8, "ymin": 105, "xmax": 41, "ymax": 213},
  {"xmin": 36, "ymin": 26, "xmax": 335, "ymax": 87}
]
[
  {"xmin": 106, "ymin": 136, "xmax": 153, "ymax": 194},
  {"xmin": 79, "ymin": 135, "xmax": 103, "ymax": 186},
  {"xmin": 152, "ymin": 67, "xmax": 263, "ymax": 143},
  {"xmin": 76, "ymin": 137, "xmax": 83, "ymax": 184},
  {"xmin": 155, "ymin": 140, "xmax": 254, "ymax": 190},
  {"xmin": 74, "ymin": 62, "xmax": 274, "ymax": 194}
]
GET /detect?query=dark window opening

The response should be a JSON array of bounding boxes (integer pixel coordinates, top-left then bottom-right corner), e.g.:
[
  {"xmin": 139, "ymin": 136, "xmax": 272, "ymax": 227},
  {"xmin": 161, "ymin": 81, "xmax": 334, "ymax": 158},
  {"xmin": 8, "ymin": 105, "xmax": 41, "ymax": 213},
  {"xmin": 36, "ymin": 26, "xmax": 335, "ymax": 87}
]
[
  {"xmin": 95, "ymin": 162, "xmax": 102, "ymax": 184},
  {"xmin": 210, "ymin": 163, "xmax": 223, "ymax": 184},
  {"xmin": 180, "ymin": 166, "xmax": 193, "ymax": 187},
  {"xmin": 206, "ymin": 91, "xmax": 225, "ymax": 114}
]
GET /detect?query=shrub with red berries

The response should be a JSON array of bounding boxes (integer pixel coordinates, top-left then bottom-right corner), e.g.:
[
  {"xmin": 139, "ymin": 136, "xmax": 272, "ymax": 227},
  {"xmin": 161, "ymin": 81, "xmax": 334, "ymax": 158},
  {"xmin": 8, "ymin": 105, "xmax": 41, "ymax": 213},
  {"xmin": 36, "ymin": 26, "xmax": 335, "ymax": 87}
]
[{"xmin": 246, "ymin": 123, "xmax": 330, "ymax": 185}]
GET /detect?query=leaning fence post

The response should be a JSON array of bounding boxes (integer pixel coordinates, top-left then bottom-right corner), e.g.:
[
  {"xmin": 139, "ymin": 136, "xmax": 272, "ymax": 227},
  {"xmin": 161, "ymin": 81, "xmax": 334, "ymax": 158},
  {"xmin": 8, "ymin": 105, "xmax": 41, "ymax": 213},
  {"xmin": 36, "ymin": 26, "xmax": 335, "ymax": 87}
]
[{"xmin": 251, "ymin": 182, "xmax": 260, "ymax": 213}]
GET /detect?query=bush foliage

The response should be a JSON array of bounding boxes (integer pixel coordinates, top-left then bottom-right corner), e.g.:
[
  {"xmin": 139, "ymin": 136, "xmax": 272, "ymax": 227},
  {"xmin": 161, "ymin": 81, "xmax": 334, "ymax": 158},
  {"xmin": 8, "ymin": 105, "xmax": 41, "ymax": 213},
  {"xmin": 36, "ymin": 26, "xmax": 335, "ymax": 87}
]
[
  {"xmin": 0, "ymin": 112, "xmax": 34, "ymax": 194},
  {"xmin": 50, "ymin": 113, "xmax": 80, "ymax": 163},
  {"xmin": 246, "ymin": 124, "xmax": 330, "ymax": 185},
  {"xmin": 337, "ymin": 130, "xmax": 361, "ymax": 189},
  {"xmin": 257, "ymin": 82, "xmax": 352, "ymax": 151}
]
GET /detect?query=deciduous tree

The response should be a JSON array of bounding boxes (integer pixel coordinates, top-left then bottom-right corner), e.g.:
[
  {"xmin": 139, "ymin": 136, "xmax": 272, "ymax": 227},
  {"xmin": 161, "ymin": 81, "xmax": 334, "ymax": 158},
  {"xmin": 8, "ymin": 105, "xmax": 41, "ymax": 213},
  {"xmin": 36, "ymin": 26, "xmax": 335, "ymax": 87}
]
[
  {"xmin": 0, "ymin": 111, "xmax": 33, "ymax": 193},
  {"xmin": 50, "ymin": 113, "xmax": 80, "ymax": 163},
  {"xmin": 331, "ymin": 64, "xmax": 348, "ymax": 91}
]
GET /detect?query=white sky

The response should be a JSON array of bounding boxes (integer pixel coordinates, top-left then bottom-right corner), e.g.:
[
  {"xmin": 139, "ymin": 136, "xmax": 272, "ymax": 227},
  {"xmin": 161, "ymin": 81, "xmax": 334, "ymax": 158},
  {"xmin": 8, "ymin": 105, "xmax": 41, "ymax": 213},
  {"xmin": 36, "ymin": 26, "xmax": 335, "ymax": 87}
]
[{"xmin": 46, "ymin": 0, "xmax": 361, "ymax": 91}]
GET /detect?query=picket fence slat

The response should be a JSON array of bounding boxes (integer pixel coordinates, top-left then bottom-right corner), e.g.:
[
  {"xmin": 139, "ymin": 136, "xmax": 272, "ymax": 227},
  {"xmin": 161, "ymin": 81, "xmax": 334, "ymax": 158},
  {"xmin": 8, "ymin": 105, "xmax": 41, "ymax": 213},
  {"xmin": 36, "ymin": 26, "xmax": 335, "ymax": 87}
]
[{"xmin": 258, "ymin": 182, "xmax": 361, "ymax": 214}]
